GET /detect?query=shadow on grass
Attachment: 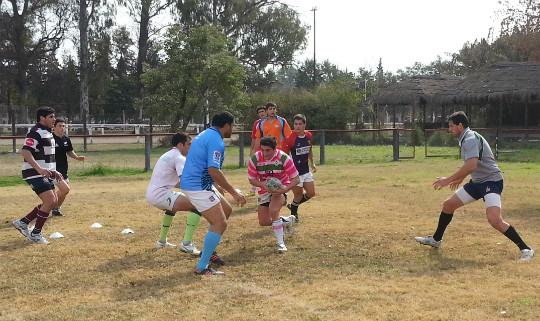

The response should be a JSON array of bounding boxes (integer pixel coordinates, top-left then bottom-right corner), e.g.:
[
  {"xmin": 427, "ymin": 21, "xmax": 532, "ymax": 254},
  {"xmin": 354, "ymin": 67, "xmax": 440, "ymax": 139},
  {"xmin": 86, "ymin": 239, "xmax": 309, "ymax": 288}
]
[
  {"xmin": 400, "ymin": 247, "xmax": 495, "ymax": 276},
  {"xmin": 111, "ymin": 269, "xmax": 201, "ymax": 301},
  {"xmin": 0, "ymin": 238, "xmax": 32, "ymax": 252}
]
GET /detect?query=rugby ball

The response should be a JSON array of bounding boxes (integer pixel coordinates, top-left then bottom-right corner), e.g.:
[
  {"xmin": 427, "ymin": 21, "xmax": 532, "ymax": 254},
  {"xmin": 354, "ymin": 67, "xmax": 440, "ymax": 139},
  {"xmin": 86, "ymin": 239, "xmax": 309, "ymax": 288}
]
[{"xmin": 265, "ymin": 177, "xmax": 284, "ymax": 191}]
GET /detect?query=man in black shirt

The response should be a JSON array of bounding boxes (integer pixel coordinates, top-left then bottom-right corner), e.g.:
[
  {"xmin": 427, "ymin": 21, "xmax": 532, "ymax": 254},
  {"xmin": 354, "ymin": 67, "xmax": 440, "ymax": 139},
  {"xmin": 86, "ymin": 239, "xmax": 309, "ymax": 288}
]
[{"xmin": 52, "ymin": 119, "xmax": 86, "ymax": 216}]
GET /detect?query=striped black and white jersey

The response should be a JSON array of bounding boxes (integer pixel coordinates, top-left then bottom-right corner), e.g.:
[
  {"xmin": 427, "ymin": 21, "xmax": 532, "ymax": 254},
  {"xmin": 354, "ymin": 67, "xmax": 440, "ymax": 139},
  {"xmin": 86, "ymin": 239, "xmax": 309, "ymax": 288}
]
[{"xmin": 21, "ymin": 124, "xmax": 56, "ymax": 180}]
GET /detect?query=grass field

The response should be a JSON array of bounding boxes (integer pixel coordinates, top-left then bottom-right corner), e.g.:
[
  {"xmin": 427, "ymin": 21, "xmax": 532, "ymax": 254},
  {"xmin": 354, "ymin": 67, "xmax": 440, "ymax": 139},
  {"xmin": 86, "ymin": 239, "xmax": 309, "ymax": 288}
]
[{"xmin": 0, "ymin": 157, "xmax": 539, "ymax": 321}]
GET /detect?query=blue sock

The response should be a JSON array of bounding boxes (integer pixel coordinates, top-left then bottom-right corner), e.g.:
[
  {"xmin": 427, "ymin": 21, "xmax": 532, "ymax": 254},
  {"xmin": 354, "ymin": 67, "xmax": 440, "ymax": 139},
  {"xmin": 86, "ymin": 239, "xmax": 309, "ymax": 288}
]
[{"xmin": 196, "ymin": 231, "xmax": 222, "ymax": 271}]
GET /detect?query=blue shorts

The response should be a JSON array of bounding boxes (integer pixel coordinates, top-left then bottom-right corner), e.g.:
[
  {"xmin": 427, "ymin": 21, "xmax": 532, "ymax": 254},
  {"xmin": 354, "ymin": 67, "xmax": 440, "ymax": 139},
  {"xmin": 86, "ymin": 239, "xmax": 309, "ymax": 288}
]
[
  {"xmin": 463, "ymin": 180, "xmax": 503, "ymax": 200},
  {"xmin": 25, "ymin": 177, "xmax": 55, "ymax": 195}
]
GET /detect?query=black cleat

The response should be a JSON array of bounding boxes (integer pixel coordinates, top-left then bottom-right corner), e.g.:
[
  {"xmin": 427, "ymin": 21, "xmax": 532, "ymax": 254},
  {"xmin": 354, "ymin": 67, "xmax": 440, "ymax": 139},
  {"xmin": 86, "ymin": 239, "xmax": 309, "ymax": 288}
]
[
  {"xmin": 194, "ymin": 267, "xmax": 224, "ymax": 276},
  {"xmin": 52, "ymin": 208, "xmax": 64, "ymax": 216},
  {"xmin": 199, "ymin": 251, "xmax": 225, "ymax": 266}
]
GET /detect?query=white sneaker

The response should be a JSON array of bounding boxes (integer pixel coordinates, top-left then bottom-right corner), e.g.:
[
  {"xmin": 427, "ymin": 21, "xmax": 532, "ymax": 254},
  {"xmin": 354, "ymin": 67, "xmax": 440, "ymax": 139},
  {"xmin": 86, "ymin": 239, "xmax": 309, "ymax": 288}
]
[
  {"xmin": 27, "ymin": 232, "xmax": 49, "ymax": 244},
  {"xmin": 12, "ymin": 220, "xmax": 30, "ymax": 238},
  {"xmin": 155, "ymin": 240, "xmax": 176, "ymax": 249},
  {"xmin": 519, "ymin": 248, "xmax": 534, "ymax": 262},
  {"xmin": 414, "ymin": 235, "xmax": 441, "ymax": 248},
  {"xmin": 281, "ymin": 215, "xmax": 296, "ymax": 234},
  {"xmin": 277, "ymin": 243, "xmax": 287, "ymax": 252},
  {"xmin": 180, "ymin": 242, "xmax": 201, "ymax": 256}
]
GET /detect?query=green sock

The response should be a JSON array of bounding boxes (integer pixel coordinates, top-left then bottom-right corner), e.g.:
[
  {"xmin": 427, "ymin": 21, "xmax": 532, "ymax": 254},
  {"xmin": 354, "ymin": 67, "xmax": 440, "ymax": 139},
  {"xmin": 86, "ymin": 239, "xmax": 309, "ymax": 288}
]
[
  {"xmin": 183, "ymin": 211, "xmax": 201, "ymax": 243},
  {"xmin": 159, "ymin": 211, "xmax": 175, "ymax": 243}
]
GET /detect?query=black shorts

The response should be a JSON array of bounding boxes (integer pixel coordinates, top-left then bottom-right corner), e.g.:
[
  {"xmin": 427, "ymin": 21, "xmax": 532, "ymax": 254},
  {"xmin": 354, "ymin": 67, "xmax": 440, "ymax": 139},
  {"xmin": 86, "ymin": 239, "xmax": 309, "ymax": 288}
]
[
  {"xmin": 25, "ymin": 177, "xmax": 55, "ymax": 195},
  {"xmin": 463, "ymin": 179, "xmax": 503, "ymax": 200}
]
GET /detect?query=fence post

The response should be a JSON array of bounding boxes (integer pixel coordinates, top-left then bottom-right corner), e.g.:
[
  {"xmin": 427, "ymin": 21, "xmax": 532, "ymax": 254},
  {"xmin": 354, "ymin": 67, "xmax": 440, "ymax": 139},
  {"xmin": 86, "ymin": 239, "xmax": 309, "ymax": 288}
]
[
  {"xmin": 11, "ymin": 121, "xmax": 16, "ymax": 153},
  {"xmin": 319, "ymin": 130, "xmax": 326, "ymax": 165},
  {"xmin": 392, "ymin": 128, "xmax": 399, "ymax": 161},
  {"xmin": 144, "ymin": 134, "xmax": 151, "ymax": 172},
  {"xmin": 239, "ymin": 131, "xmax": 245, "ymax": 168}
]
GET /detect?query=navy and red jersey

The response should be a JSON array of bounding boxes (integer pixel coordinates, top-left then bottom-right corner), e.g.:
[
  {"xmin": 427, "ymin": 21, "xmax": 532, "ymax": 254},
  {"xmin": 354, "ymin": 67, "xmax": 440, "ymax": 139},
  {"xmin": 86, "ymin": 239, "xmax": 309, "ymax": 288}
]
[{"xmin": 283, "ymin": 131, "xmax": 313, "ymax": 175}]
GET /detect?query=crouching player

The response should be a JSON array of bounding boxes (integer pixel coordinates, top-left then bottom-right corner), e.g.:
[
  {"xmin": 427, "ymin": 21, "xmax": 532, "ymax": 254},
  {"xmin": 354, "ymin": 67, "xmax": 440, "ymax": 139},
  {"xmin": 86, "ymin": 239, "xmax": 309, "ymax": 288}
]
[
  {"xmin": 248, "ymin": 137, "xmax": 299, "ymax": 252},
  {"xmin": 145, "ymin": 133, "xmax": 204, "ymax": 256},
  {"xmin": 415, "ymin": 111, "xmax": 534, "ymax": 262}
]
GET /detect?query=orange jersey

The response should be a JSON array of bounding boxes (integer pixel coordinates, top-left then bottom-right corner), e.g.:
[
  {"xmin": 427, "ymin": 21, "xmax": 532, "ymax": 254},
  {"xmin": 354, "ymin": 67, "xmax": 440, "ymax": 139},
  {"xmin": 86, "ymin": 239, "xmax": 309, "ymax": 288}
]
[{"xmin": 254, "ymin": 116, "xmax": 292, "ymax": 149}]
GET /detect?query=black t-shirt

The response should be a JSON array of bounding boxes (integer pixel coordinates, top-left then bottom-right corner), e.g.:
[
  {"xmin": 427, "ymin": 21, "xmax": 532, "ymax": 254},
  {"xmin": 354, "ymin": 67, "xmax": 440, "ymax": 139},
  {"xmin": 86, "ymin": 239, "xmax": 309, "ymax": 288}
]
[{"xmin": 53, "ymin": 134, "xmax": 73, "ymax": 178}]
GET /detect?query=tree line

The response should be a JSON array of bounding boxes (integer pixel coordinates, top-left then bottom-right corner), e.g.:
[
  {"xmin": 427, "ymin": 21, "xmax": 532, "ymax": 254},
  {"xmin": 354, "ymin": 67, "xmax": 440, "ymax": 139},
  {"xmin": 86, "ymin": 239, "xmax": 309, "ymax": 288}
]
[{"xmin": 1, "ymin": 0, "xmax": 539, "ymax": 132}]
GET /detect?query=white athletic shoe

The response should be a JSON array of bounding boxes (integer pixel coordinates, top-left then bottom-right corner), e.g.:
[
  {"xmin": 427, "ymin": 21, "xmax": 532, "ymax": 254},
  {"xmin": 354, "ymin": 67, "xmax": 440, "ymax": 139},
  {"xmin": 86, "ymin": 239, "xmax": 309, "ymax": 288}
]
[
  {"xmin": 180, "ymin": 242, "xmax": 201, "ymax": 256},
  {"xmin": 281, "ymin": 215, "xmax": 296, "ymax": 234},
  {"xmin": 519, "ymin": 248, "xmax": 534, "ymax": 262},
  {"xmin": 414, "ymin": 235, "xmax": 441, "ymax": 248},
  {"xmin": 27, "ymin": 232, "xmax": 49, "ymax": 244},
  {"xmin": 277, "ymin": 243, "xmax": 288, "ymax": 253},
  {"xmin": 155, "ymin": 240, "xmax": 176, "ymax": 249},
  {"xmin": 12, "ymin": 220, "xmax": 30, "ymax": 238}
]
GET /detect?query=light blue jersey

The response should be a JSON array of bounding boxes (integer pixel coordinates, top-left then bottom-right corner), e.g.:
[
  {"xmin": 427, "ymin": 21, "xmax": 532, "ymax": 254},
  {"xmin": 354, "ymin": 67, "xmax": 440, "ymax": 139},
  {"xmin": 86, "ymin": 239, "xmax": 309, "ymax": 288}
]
[{"xmin": 180, "ymin": 127, "xmax": 224, "ymax": 191}]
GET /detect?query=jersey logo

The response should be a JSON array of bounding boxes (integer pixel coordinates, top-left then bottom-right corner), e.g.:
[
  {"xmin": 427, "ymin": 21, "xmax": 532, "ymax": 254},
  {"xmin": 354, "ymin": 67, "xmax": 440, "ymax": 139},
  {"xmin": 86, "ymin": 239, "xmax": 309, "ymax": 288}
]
[
  {"xmin": 167, "ymin": 197, "xmax": 172, "ymax": 206},
  {"xmin": 295, "ymin": 146, "xmax": 310, "ymax": 155},
  {"xmin": 25, "ymin": 138, "xmax": 35, "ymax": 147},
  {"xmin": 209, "ymin": 195, "xmax": 216, "ymax": 202},
  {"xmin": 213, "ymin": 151, "xmax": 222, "ymax": 163}
]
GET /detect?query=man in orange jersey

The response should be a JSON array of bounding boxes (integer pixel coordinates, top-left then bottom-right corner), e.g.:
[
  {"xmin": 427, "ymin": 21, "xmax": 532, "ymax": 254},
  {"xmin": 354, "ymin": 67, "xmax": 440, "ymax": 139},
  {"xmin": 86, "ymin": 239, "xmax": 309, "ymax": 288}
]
[{"xmin": 253, "ymin": 102, "xmax": 292, "ymax": 152}]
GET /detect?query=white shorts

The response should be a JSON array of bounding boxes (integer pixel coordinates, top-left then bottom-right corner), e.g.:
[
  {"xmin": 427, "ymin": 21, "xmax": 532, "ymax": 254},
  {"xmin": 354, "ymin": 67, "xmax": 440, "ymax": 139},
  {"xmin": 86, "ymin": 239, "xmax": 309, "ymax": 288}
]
[
  {"xmin": 182, "ymin": 188, "xmax": 222, "ymax": 212},
  {"xmin": 455, "ymin": 187, "xmax": 502, "ymax": 209},
  {"xmin": 257, "ymin": 193, "xmax": 272, "ymax": 205},
  {"xmin": 296, "ymin": 172, "xmax": 314, "ymax": 187},
  {"xmin": 147, "ymin": 190, "xmax": 184, "ymax": 211}
]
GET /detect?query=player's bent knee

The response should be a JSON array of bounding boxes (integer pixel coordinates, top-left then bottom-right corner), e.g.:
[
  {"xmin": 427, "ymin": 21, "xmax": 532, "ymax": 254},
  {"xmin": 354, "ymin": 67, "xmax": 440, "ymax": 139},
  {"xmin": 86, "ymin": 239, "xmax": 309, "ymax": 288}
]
[
  {"xmin": 258, "ymin": 218, "xmax": 272, "ymax": 226},
  {"xmin": 442, "ymin": 199, "xmax": 458, "ymax": 212}
]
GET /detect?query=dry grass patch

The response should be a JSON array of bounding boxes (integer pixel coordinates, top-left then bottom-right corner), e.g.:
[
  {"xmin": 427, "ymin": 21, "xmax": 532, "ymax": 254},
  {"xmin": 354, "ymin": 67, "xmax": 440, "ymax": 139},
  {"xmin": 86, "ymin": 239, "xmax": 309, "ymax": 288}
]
[{"xmin": 0, "ymin": 160, "xmax": 539, "ymax": 321}]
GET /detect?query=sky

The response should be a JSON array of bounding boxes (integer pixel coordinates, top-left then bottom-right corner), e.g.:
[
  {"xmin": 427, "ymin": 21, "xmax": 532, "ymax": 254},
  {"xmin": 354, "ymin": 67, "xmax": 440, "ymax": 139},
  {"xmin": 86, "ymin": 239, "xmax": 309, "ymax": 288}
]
[{"xmin": 282, "ymin": 0, "xmax": 506, "ymax": 72}]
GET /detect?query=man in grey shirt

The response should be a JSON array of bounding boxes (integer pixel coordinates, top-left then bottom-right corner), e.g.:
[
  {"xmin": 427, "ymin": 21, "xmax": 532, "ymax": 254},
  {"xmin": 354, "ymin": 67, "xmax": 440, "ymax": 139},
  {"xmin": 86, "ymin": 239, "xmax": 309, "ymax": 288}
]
[{"xmin": 415, "ymin": 111, "xmax": 534, "ymax": 262}]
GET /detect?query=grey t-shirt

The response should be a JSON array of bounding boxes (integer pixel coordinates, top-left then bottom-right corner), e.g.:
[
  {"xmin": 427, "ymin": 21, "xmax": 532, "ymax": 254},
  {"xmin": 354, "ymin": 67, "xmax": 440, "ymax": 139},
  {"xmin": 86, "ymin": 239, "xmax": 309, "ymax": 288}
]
[{"xmin": 459, "ymin": 128, "xmax": 503, "ymax": 183}]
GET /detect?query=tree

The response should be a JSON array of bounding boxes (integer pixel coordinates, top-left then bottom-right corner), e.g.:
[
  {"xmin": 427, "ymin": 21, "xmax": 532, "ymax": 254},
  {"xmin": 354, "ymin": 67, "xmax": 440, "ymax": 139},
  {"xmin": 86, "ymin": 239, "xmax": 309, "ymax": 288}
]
[
  {"xmin": 0, "ymin": 0, "xmax": 70, "ymax": 122},
  {"xmin": 124, "ymin": 0, "xmax": 174, "ymax": 120},
  {"xmin": 142, "ymin": 25, "xmax": 246, "ymax": 131},
  {"xmin": 175, "ymin": 0, "xmax": 307, "ymax": 88}
]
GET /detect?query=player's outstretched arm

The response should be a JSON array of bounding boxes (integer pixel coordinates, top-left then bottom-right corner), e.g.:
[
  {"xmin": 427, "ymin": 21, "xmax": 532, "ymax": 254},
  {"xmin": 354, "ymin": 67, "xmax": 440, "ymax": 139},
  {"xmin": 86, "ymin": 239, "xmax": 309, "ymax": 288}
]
[
  {"xmin": 68, "ymin": 151, "xmax": 85, "ymax": 161},
  {"xmin": 208, "ymin": 167, "xmax": 246, "ymax": 206},
  {"xmin": 432, "ymin": 158, "xmax": 478, "ymax": 190}
]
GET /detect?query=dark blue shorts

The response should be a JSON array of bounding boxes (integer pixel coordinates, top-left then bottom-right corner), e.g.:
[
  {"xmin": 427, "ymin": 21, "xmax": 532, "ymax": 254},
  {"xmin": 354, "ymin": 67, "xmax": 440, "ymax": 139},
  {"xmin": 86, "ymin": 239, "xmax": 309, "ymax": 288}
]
[
  {"xmin": 463, "ymin": 180, "xmax": 503, "ymax": 200},
  {"xmin": 25, "ymin": 177, "xmax": 55, "ymax": 195}
]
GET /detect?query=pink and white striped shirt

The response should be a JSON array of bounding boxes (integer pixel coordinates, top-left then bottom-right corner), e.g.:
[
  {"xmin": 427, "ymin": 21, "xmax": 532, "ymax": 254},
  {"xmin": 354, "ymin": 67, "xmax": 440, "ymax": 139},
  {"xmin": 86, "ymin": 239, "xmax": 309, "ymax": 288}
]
[{"xmin": 247, "ymin": 149, "xmax": 299, "ymax": 195}]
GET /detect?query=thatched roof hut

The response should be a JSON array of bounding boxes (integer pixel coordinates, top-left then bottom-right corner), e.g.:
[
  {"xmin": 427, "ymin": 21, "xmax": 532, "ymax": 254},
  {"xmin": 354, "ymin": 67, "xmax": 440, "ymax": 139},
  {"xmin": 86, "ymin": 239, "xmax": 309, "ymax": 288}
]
[
  {"xmin": 373, "ymin": 75, "xmax": 462, "ymax": 127},
  {"xmin": 374, "ymin": 75, "xmax": 462, "ymax": 107},
  {"xmin": 443, "ymin": 62, "xmax": 540, "ymax": 105}
]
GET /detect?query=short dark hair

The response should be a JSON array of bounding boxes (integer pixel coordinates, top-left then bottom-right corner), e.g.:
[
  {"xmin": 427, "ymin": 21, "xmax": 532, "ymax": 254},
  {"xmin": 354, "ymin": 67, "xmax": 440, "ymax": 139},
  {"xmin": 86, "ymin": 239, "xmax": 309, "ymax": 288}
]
[
  {"xmin": 36, "ymin": 106, "xmax": 55, "ymax": 122},
  {"xmin": 448, "ymin": 111, "xmax": 469, "ymax": 128},
  {"xmin": 265, "ymin": 102, "xmax": 277, "ymax": 109},
  {"xmin": 171, "ymin": 132, "xmax": 190, "ymax": 146},
  {"xmin": 54, "ymin": 118, "xmax": 66, "ymax": 126},
  {"xmin": 260, "ymin": 136, "xmax": 277, "ymax": 149},
  {"xmin": 256, "ymin": 106, "xmax": 266, "ymax": 113},
  {"xmin": 293, "ymin": 114, "xmax": 306, "ymax": 124},
  {"xmin": 211, "ymin": 112, "xmax": 234, "ymax": 127}
]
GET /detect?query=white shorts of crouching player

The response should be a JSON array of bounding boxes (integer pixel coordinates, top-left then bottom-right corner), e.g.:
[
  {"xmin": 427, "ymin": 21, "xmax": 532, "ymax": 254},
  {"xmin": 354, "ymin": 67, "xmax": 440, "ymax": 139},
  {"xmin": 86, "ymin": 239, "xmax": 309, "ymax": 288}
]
[
  {"xmin": 146, "ymin": 190, "xmax": 184, "ymax": 212},
  {"xmin": 181, "ymin": 186, "xmax": 223, "ymax": 212},
  {"xmin": 296, "ymin": 172, "xmax": 314, "ymax": 187}
]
